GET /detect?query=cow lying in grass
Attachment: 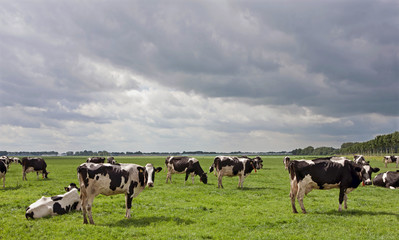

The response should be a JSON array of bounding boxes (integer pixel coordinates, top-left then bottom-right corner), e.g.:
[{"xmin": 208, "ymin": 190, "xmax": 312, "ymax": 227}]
[{"xmin": 25, "ymin": 183, "xmax": 80, "ymax": 219}]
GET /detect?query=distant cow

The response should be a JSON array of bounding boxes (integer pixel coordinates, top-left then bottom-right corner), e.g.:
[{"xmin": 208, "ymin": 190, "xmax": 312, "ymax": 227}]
[
  {"xmin": 25, "ymin": 184, "xmax": 81, "ymax": 219},
  {"xmin": 384, "ymin": 156, "xmax": 398, "ymax": 168},
  {"xmin": 21, "ymin": 157, "xmax": 49, "ymax": 181},
  {"xmin": 86, "ymin": 157, "xmax": 105, "ymax": 163},
  {"xmin": 209, "ymin": 156, "xmax": 262, "ymax": 188},
  {"xmin": 0, "ymin": 156, "xmax": 11, "ymax": 188},
  {"xmin": 373, "ymin": 171, "xmax": 399, "ymax": 189},
  {"xmin": 107, "ymin": 156, "xmax": 117, "ymax": 164},
  {"xmin": 354, "ymin": 155, "xmax": 368, "ymax": 165},
  {"xmin": 77, "ymin": 162, "xmax": 162, "ymax": 224},
  {"xmin": 165, "ymin": 156, "xmax": 208, "ymax": 184},
  {"xmin": 288, "ymin": 158, "xmax": 379, "ymax": 213}
]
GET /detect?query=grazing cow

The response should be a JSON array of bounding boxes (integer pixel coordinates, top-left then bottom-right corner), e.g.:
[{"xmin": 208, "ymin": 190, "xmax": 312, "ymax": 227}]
[
  {"xmin": 165, "ymin": 156, "xmax": 208, "ymax": 184},
  {"xmin": 373, "ymin": 171, "xmax": 399, "ymax": 189},
  {"xmin": 21, "ymin": 157, "xmax": 49, "ymax": 181},
  {"xmin": 77, "ymin": 162, "xmax": 162, "ymax": 224},
  {"xmin": 86, "ymin": 157, "xmax": 105, "ymax": 163},
  {"xmin": 25, "ymin": 184, "xmax": 81, "ymax": 219},
  {"xmin": 384, "ymin": 156, "xmax": 398, "ymax": 168},
  {"xmin": 107, "ymin": 156, "xmax": 117, "ymax": 164},
  {"xmin": 289, "ymin": 158, "xmax": 379, "ymax": 213},
  {"xmin": 0, "ymin": 156, "xmax": 11, "ymax": 188},
  {"xmin": 209, "ymin": 156, "xmax": 260, "ymax": 188}
]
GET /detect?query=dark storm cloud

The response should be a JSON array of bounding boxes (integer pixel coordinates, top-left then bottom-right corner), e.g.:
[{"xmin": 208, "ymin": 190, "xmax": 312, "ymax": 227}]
[{"xmin": 0, "ymin": 0, "xmax": 397, "ymax": 152}]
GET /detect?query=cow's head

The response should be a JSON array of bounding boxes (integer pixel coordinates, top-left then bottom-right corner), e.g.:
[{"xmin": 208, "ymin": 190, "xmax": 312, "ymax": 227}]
[
  {"xmin": 283, "ymin": 157, "xmax": 290, "ymax": 170},
  {"xmin": 200, "ymin": 172, "xmax": 208, "ymax": 184},
  {"xmin": 253, "ymin": 156, "xmax": 263, "ymax": 169},
  {"xmin": 43, "ymin": 170, "xmax": 49, "ymax": 179},
  {"xmin": 358, "ymin": 164, "xmax": 380, "ymax": 186},
  {"xmin": 145, "ymin": 163, "xmax": 162, "ymax": 188},
  {"xmin": 64, "ymin": 182, "xmax": 80, "ymax": 192}
]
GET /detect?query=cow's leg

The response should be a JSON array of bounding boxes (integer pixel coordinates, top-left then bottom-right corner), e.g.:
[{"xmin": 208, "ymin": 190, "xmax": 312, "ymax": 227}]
[
  {"xmin": 338, "ymin": 188, "xmax": 345, "ymax": 211},
  {"xmin": 2, "ymin": 176, "xmax": 4, "ymax": 188},
  {"xmin": 343, "ymin": 193, "xmax": 348, "ymax": 209},
  {"xmin": 217, "ymin": 173, "xmax": 223, "ymax": 188},
  {"xmin": 385, "ymin": 161, "xmax": 388, "ymax": 168},
  {"xmin": 36, "ymin": 172, "xmax": 39, "ymax": 180},
  {"xmin": 22, "ymin": 169, "xmax": 26, "ymax": 181},
  {"xmin": 86, "ymin": 196, "xmax": 95, "ymax": 224},
  {"xmin": 80, "ymin": 194, "xmax": 88, "ymax": 224},
  {"xmin": 166, "ymin": 170, "xmax": 171, "ymax": 183},
  {"xmin": 290, "ymin": 178, "xmax": 298, "ymax": 213},
  {"xmin": 184, "ymin": 172, "xmax": 190, "ymax": 185},
  {"xmin": 191, "ymin": 172, "xmax": 195, "ymax": 184},
  {"xmin": 125, "ymin": 193, "xmax": 133, "ymax": 218},
  {"xmin": 238, "ymin": 175, "xmax": 244, "ymax": 188},
  {"xmin": 297, "ymin": 182, "xmax": 307, "ymax": 213}
]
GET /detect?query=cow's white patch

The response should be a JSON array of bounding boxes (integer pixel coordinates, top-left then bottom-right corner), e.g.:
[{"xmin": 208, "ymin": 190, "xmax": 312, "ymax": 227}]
[
  {"xmin": 382, "ymin": 172, "xmax": 388, "ymax": 183},
  {"xmin": 322, "ymin": 183, "xmax": 340, "ymax": 189},
  {"xmin": 330, "ymin": 159, "xmax": 346, "ymax": 166},
  {"xmin": 25, "ymin": 167, "xmax": 35, "ymax": 173}
]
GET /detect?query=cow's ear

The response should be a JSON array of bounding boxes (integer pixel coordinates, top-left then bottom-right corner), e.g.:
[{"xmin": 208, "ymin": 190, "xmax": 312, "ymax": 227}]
[
  {"xmin": 155, "ymin": 167, "xmax": 162, "ymax": 173},
  {"xmin": 373, "ymin": 168, "xmax": 380, "ymax": 173}
]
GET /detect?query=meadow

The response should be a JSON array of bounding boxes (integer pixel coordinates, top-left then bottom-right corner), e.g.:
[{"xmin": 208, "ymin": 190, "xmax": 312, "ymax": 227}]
[{"xmin": 0, "ymin": 155, "xmax": 398, "ymax": 240}]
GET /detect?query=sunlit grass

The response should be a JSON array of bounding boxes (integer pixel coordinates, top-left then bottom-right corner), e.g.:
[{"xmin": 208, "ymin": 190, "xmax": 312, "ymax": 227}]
[{"xmin": 0, "ymin": 156, "xmax": 398, "ymax": 239}]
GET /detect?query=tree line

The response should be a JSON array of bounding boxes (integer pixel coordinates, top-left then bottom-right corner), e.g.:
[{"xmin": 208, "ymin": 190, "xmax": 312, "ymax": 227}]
[{"xmin": 291, "ymin": 131, "xmax": 399, "ymax": 155}]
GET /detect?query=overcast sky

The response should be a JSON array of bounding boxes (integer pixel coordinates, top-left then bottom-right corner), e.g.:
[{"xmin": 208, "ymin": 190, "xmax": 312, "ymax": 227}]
[{"xmin": 1, "ymin": 0, "xmax": 398, "ymax": 153}]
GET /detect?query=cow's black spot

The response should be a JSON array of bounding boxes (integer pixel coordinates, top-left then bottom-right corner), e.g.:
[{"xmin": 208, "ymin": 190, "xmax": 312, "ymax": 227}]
[
  {"xmin": 51, "ymin": 196, "xmax": 63, "ymax": 201},
  {"xmin": 53, "ymin": 202, "xmax": 68, "ymax": 215}
]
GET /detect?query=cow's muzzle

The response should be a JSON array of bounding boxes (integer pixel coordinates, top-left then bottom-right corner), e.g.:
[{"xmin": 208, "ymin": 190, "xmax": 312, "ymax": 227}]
[{"xmin": 147, "ymin": 183, "xmax": 154, "ymax": 188}]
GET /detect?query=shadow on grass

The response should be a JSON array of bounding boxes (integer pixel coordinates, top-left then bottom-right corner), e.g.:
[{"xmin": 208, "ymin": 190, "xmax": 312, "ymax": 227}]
[
  {"xmin": 1, "ymin": 185, "xmax": 23, "ymax": 191},
  {"xmin": 105, "ymin": 216, "xmax": 195, "ymax": 227},
  {"xmin": 314, "ymin": 209, "xmax": 399, "ymax": 219}
]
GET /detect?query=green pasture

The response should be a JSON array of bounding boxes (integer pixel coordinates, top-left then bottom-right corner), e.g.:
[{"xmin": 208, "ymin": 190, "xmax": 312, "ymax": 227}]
[{"xmin": 0, "ymin": 156, "xmax": 398, "ymax": 239}]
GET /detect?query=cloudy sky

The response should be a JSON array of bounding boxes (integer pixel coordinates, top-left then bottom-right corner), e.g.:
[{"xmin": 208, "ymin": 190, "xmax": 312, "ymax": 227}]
[{"xmin": 1, "ymin": 1, "xmax": 398, "ymax": 153}]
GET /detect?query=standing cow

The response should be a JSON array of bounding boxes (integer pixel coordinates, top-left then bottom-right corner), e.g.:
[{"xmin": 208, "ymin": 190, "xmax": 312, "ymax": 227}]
[
  {"xmin": 373, "ymin": 170, "xmax": 399, "ymax": 189},
  {"xmin": 383, "ymin": 156, "xmax": 398, "ymax": 168},
  {"xmin": 165, "ymin": 156, "xmax": 208, "ymax": 184},
  {"xmin": 209, "ymin": 156, "xmax": 262, "ymax": 188},
  {"xmin": 77, "ymin": 162, "xmax": 162, "ymax": 224},
  {"xmin": 288, "ymin": 158, "xmax": 379, "ymax": 213},
  {"xmin": 0, "ymin": 156, "xmax": 11, "ymax": 188},
  {"xmin": 20, "ymin": 157, "xmax": 49, "ymax": 181}
]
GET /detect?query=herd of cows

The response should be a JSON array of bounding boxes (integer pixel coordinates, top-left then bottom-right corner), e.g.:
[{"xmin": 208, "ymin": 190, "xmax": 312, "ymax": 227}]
[{"xmin": 0, "ymin": 154, "xmax": 398, "ymax": 224}]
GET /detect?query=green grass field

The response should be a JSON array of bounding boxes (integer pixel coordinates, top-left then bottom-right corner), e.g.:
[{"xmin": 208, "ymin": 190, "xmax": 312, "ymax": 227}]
[{"xmin": 0, "ymin": 156, "xmax": 398, "ymax": 239}]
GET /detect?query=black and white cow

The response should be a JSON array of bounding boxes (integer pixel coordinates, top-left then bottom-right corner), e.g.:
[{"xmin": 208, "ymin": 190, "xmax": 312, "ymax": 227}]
[
  {"xmin": 86, "ymin": 157, "xmax": 105, "ymax": 163},
  {"xmin": 0, "ymin": 156, "xmax": 11, "ymax": 188},
  {"xmin": 21, "ymin": 157, "xmax": 49, "ymax": 181},
  {"xmin": 209, "ymin": 156, "xmax": 262, "ymax": 188},
  {"xmin": 373, "ymin": 170, "xmax": 399, "ymax": 189},
  {"xmin": 384, "ymin": 156, "xmax": 398, "ymax": 168},
  {"xmin": 288, "ymin": 158, "xmax": 379, "ymax": 213},
  {"xmin": 77, "ymin": 162, "xmax": 162, "ymax": 224},
  {"xmin": 354, "ymin": 155, "xmax": 368, "ymax": 165},
  {"xmin": 165, "ymin": 156, "xmax": 208, "ymax": 184},
  {"xmin": 107, "ymin": 156, "xmax": 118, "ymax": 164},
  {"xmin": 25, "ymin": 183, "xmax": 81, "ymax": 219}
]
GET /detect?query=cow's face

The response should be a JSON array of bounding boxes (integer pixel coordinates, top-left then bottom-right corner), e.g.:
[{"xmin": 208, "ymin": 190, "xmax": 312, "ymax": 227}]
[
  {"xmin": 64, "ymin": 183, "xmax": 80, "ymax": 192},
  {"xmin": 253, "ymin": 156, "xmax": 263, "ymax": 169},
  {"xmin": 283, "ymin": 157, "xmax": 290, "ymax": 170},
  {"xmin": 200, "ymin": 172, "xmax": 208, "ymax": 184},
  {"xmin": 145, "ymin": 163, "xmax": 162, "ymax": 188},
  {"xmin": 360, "ymin": 165, "xmax": 380, "ymax": 185}
]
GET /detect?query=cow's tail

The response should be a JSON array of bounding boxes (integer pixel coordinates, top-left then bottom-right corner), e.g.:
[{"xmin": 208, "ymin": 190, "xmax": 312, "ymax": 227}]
[
  {"xmin": 288, "ymin": 162, "xmax": 296, "ymax": 181},
  {"xmin": 209, "ymin": 163, "xmax": 214, "ymax": 173}
]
